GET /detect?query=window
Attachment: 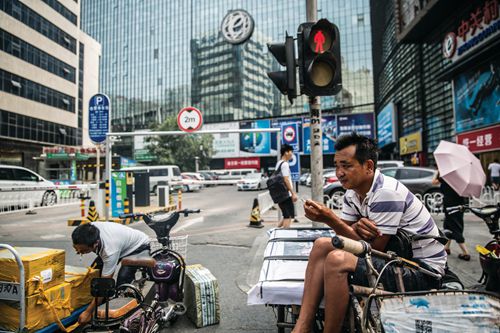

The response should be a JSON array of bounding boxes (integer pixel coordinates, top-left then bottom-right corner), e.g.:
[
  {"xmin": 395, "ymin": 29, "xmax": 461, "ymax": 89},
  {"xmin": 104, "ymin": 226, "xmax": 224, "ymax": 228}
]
[
  {"xmin": 0, "ymin": 169, "xmax": 14, "ymax": 180},
  {"xmin": 13, "ymin": 169, "xmax": 39, "ymax": 181},
  {"xmin": 380, "ymin": 168, "xmax": 397, "ymax": 178},
  {"xmin": 397, "ymin": 169, "xmax": 421, "ymax": 180}
]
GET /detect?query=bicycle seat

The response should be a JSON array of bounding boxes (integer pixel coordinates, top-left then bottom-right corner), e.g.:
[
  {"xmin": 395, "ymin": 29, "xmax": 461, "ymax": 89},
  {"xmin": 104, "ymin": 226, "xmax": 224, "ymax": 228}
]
[
  {"xmin": 97, "ymin": 297, "xmax": 139, "ymax": 319},
  {"xmin": 121, "ymin": 249, "xmax": 156, "ymax": 268}
]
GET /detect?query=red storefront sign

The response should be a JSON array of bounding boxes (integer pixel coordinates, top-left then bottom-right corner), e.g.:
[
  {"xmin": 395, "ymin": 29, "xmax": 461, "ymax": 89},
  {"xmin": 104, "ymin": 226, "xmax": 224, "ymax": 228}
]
[
  {"xmin": 224, "ymin": 157, "xmax": 260, "ymax": 170},
  {"xmin": 456, "ymin": 124, "xmax": 500, "ymax": 153}
]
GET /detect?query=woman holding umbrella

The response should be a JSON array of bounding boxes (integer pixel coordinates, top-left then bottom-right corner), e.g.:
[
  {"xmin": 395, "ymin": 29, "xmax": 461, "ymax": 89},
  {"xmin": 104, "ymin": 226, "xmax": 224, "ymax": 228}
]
[
  {"xmin": 433, "ymin": 172, "xmax": 470, "ymax": 260},
  {"xmin": 433, "ymin": 140, "xmax": 487, "ymax": 261}
]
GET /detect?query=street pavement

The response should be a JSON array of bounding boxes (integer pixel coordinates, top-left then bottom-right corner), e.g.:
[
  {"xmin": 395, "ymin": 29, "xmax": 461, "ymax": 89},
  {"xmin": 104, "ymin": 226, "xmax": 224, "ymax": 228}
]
[{"xmin": 0, "ymin": 185, "xmax": 494, "ymax": 332}]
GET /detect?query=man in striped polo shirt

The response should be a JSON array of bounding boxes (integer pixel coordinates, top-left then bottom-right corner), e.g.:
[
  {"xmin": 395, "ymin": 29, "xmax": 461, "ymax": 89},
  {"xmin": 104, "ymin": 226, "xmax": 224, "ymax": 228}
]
[{"xmin": 292, "ymin": 133, "xmax": 446, "ymax": 333}]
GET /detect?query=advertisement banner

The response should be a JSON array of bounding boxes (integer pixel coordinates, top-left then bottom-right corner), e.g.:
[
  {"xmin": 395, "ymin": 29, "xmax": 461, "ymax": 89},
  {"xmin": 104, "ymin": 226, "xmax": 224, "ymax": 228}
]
[
  {"xmin": 456, "ymin": 124, "xmax": 500, "ymax": 154},
  {"xmin": 111, "ymin": 172, "xmax": 127, "ymax": 217},
  {"xmin": 224, "ymin": 157, "xmax": 260, "ymax": 169},
  {"xmin": 377, "ymin": 103, "xmax": 397, "ymax": 148},
  {"xmin": 203, "ymin": 122, "xmax": 240, "ymax": 158},
  {"xmin": 239, "ymin": 119, "xmax": 273, "ymax": 156},
  {"xmin": 454, "ymin": 59, "xmax": 500, "ymax": 133},
  {"xmin": 337, "ymin": 113, "xmax": 376, "ymax": 138},
  {"xmin": 302, "ymin": 115, "xmax": 337, "ymax": 155},
  {"xmin": 399, "ymin": 131, "xmax": 422, "ymax": 155}
]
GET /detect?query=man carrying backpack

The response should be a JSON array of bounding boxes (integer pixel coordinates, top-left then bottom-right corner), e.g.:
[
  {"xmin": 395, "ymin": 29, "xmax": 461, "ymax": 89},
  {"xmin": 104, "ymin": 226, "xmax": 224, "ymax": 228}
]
[{"xmin": 274, "ymin": 144, "xmax": 298, "ymax": 228}]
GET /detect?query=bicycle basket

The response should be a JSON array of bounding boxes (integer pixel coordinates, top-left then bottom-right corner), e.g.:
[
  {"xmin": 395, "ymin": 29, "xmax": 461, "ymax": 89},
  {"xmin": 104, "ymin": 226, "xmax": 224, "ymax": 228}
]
[{"xmin": 169, "ymin": 235, "xmax": 188, "ymax": 260}]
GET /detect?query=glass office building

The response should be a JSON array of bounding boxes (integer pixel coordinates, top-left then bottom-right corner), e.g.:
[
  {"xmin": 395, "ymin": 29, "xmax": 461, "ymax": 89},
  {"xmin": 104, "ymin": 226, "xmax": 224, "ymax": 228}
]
[{"xmin": 81, "ymin": 0, "xmax": 374, "ymax": 135}]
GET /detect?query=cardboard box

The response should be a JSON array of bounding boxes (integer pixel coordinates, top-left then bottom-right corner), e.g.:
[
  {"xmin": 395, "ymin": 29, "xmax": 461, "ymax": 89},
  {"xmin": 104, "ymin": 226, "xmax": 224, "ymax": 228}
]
[
  {"xmin": 0, "ymin": 247, "xmax": 65, "ymax": 296},
  {"xmin": 65, "ymin": 265, "xmax": 100, "ymax": 310},
  {"xmin": 184, "ymin": 264, "xmax": 220, "ymax": 328},
  {"xmin": 0, "ymin": 282, "xmax": 72, "ymax": 332}
]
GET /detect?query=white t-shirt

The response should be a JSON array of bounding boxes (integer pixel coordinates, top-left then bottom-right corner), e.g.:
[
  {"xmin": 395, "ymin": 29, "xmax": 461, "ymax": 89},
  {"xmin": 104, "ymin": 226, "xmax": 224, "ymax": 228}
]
[
  {"xmin": 92, "ymin": 222, "xmax": 150, "ymax": 276},
  {"xmin": 488, "ymin": 162, "xmax": 500, "ymax": 177},
  {"xmin": 275, "ymin": 160, "xmax": 291, "ymax": 196},
  {"xmin": 275, "ymin": 160, "xmax": 291, "ymax": 177}
]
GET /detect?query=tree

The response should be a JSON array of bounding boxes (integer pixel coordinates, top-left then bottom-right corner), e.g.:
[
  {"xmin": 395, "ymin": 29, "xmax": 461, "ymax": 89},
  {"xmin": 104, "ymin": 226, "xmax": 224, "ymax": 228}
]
[{"xmin": 146, "ymin": 116, "xmax": 213, "ymax": 172}]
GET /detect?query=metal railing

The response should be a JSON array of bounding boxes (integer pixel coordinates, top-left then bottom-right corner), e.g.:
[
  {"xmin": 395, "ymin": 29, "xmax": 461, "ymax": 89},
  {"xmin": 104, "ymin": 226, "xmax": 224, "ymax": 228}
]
[{"xmin": 0, "ymin": 184, "xmax": 96, "ymax": 214}]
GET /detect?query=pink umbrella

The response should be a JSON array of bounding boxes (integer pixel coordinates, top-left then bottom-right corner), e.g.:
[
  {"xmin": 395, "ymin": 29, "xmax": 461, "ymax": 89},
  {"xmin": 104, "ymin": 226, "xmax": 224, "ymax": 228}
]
[{"xmin": 433, "ymin": 140, "xmax": 486, "ymax": 197}]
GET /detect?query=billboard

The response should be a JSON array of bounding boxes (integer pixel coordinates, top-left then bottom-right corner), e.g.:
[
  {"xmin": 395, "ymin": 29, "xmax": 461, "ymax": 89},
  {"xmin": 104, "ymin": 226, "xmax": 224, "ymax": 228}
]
[
  {"xmin": 377, "ymin": 103, "xmax": 397, "ymax": 148},
  {"xmin": 203, "ymin": 122, "xmax": 239, "ymax": 158},
  {"xmin": 239, "ymin": 119, "xmax": 273, "ymax": 156},
  {"xmin": 337, "ymin": 113, "xmax": 375, "ymax": 139},
  {"xmin": 302, "ymin": 115, "xmax": 337, "ymax": 155},
  {"xmin": 454, "ymin": 59, "xmax": 500, "ymax": 133}
]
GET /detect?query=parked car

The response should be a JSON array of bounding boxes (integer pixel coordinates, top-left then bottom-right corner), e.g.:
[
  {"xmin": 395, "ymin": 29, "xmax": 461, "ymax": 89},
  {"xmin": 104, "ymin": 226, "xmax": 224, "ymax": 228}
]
[
  {"xmin": 299, "ymin": 173, "xmax": 310, "ymax": 185},
  {"xmin": 323, "ymin": 166, "xmax": 442, "ymax": 209},
  {"xmin": 237, "ymin": 173, "xmax": 268, "ymax": 191},
  {"xmin": 378, "ymin": 160, "xmax": 405, "ymax": 168},
  {"xmin": 199, "ymin": 171, "xmax": 217, "ymax": 186},
  {"xmin": 0, "ymin": 165, "xmax": 57, "ymax": 208},
  {"xmin": 180, "ymin": 174, "xmax": 202, "ymax": 192}
]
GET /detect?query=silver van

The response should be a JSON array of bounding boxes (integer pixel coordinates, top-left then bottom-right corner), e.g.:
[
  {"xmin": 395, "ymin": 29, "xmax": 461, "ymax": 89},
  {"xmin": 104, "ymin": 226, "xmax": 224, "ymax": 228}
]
[{"xmin": 121, "ymin": 165, "xmax": 182, "ymax": 193}]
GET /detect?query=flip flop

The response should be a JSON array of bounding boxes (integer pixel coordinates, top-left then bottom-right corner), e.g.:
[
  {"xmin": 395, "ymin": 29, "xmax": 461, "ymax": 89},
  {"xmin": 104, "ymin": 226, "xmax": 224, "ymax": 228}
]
[{"xmin": 458, "ymin": 254, "xmax": 470, "ymax": 261}]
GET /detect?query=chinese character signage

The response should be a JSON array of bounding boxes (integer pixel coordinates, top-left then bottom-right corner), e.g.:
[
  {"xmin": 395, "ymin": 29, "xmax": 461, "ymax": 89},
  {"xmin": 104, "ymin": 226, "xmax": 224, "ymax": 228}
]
[
  {"xmin": 204, "ymin": 122, "xmax": 240, "ymax": 158},
  {"xmin": 454, "ymin": 58, "xmax": 500, "ymax": 133},
  {"xmin": 442, "ymin": 0, "xmax": 499, "ymax": 62},
  {"xmin": 88, "ymin": 94, "xmax": 110, "ymax": 143},
  {"xmin": 399, "ymin": 131, "xmax": 422, "ymax": 155},
  {"xmin": 224, "ymin": 157, "xmax": 260, "ymax": 169},
  {"xmin": 456, "ymin": 124, "xmax": 500, "ymax": 153},
  {"xmin": 111, "ymin": 171, "xmax": 127, "ymax": 217},
  {"xmin": 377, "ymin": 102, "xmax": 397, "ymax": 148}
]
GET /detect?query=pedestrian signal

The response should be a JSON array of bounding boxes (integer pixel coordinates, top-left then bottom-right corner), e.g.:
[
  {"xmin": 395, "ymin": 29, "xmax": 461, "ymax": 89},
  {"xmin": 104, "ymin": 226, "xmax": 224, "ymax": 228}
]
[{"xmin": 298, "ymin": 19, "xmax": 342, "ymax": 96}]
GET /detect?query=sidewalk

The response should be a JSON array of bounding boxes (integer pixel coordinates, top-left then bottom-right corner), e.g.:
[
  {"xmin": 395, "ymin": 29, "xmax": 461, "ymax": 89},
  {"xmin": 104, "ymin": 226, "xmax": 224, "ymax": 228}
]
[{"xmin": 252, "ymin": 204, "xmax": 492, "ymax": 289}]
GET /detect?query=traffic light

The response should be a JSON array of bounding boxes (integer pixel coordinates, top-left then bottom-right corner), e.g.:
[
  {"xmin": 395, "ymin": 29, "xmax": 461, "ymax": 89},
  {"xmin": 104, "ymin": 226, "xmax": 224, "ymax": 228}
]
[
  {"xmin": 298, "ymin": 19, "xmax": 342, "ymax": 96},
  {"xmin": 267, "ymin": 35, "xmax": 297, "ymax": 104}
]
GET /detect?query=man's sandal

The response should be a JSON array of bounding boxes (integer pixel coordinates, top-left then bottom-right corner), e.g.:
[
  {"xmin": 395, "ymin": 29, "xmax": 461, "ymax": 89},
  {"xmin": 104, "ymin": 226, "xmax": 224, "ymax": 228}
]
[{"xmin": 458, "ymin": 254, "xmax": 470, "ymax": 261}]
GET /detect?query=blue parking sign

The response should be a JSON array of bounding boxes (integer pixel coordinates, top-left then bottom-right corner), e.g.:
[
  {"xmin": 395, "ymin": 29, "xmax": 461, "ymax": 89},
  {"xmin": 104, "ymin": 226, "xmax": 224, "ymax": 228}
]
[
  {"xmin": 289, "ymin": 152, "xmax": 301, "ymax": 182},
  {"xmin": 89, "ymin": 93, "xmax": 110, "ymax": 143}
]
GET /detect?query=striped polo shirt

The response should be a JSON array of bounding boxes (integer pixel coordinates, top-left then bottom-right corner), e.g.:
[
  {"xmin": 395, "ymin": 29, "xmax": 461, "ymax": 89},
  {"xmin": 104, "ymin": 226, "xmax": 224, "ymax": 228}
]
[{"xmin": 341, "ymin": 169, "xmax": 447, "ymax": 275}]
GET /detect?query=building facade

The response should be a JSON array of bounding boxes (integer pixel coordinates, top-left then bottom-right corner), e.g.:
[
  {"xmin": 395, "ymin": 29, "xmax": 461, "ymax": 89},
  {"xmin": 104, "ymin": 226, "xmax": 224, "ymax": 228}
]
[
  {"xmin": 0, "ymin": 0, "xmax": 101, "ymax": 171},
  {"xmin": 372, "ymin": 0, "xmax": 499, "ymax": 170},
  {"xmin": 81, "ymin": 0, "xmax": 375, "ymax": 157}
]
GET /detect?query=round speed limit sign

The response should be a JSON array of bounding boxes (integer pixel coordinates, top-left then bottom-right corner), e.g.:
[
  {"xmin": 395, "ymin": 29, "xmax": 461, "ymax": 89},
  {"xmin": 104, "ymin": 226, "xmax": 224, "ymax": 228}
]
[{"xmin": 177, "ymin": 107, "xmax": 203, "ymax": 132}]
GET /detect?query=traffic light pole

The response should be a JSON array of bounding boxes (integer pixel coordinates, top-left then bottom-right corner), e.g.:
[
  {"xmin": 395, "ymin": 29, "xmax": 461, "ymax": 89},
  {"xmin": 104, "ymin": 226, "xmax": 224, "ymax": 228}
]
[{"xmin": 307, "ymin": 0, "xmax": 323, "ymax": 227}]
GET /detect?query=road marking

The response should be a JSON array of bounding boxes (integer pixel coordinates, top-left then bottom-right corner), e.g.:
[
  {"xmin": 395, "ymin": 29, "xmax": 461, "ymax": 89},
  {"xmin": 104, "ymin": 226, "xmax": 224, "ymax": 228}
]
[
  {"xmin": 40, "ymin": 234, "xmax": 66, "ymax": 240},
  {"xmin": 172, "ymin": 216, "xmax": 204, "ymax": 233}
]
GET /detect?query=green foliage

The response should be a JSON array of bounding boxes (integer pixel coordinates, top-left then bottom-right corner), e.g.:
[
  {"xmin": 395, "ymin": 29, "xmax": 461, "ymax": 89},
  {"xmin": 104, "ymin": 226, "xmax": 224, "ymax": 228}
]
[{"xmin": 146, "ymin": 117, "xmax": 213, "ymax": 172}]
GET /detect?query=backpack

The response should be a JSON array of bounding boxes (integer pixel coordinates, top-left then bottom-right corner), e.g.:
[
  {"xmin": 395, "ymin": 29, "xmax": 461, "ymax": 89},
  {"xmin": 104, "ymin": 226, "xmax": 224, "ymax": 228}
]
[{"xmin": 266, "ymin": 161, "xmax": 290, "ymax": 204}]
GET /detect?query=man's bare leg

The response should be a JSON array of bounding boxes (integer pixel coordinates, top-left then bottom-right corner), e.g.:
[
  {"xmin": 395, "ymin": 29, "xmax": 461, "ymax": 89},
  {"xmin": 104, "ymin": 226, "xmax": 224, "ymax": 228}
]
[
  {"xmin": 323, "ymin": 250, "xmax": 358, "ymax": 333},
  {"xmin": 282, "ymin": 218, "xmax": 292, "ymax": 228},
  {"xmin": 292, "ymin": 238, "xmax": 334, "ymax": 333}
]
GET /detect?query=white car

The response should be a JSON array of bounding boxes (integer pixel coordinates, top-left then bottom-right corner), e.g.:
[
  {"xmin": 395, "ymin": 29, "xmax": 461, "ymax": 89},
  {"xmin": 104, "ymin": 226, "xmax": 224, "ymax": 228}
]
[
  {"xmin": 0, "ymin": 165, "xmax": 57, "ymax": 208},
  {"xmin": 181, "ymin": 174, "xmax": 202, "ymax": 192},
  {"xmin": 237, "ymin": 173, "xmax": 268, "ymax": 191}
]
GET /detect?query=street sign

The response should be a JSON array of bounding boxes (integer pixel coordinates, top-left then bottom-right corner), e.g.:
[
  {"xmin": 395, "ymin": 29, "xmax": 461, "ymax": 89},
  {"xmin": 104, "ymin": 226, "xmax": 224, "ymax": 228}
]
[
  {"xmin": 280, "ymin": 123, "xmax": 299, "ymax": 152},
  {"xmin": 177, "ymin": 107, "xmax": 203, "ymax": 132},
  {"xmin": 288, "ymin": 152, "xmax": 301, "ymax": 182},
  {"xmin": 89, "ymin": 93, "xmax": 110, "ymax": 143}
]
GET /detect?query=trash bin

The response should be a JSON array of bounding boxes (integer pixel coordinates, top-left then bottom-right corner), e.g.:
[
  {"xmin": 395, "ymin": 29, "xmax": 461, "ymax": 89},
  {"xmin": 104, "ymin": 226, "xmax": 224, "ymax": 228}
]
[{"xmin": 134, "ymin": 171, "xmax": 150, "ymax": 207}]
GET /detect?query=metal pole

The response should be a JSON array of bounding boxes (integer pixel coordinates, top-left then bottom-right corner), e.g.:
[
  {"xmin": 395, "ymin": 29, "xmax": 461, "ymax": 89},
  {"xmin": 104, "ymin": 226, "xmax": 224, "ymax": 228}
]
[
  {"xmin": 277, "ymin": 134, "xmax": 282, "ymax": 223},
  {"xmin": 307, "ymin": 0, "xmax": 323, "ymax": 227},
  {"xmin": 96, "ymin": 144, "xmax": 100, "ymax": 187},
  {"xmin": 105, "ymin": 136, "xmax": 112, "ymax": 220}
]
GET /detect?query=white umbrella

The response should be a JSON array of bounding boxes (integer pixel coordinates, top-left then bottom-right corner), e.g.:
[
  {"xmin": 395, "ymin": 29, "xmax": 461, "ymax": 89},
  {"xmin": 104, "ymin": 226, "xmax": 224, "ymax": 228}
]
[{"xmin": 433, "ymin": 140, "xmax": 486, "ymax": 197}]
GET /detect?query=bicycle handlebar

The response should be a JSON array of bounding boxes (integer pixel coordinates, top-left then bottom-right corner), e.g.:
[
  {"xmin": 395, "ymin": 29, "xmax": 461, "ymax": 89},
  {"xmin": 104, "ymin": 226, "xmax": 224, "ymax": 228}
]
[
  {"xmin": 119, "ymin": 209, "xmax": 201, "ymax": 219},
  {"xmin": 331, "ymin": 235, "xmax": 442, "ymax": 280}
]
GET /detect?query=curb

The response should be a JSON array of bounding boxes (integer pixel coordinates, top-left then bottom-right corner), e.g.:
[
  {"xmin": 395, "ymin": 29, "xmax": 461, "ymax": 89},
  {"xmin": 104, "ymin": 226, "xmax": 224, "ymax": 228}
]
[{"xmin": 235, "ymin": 230, "xmax": 270, "ymax": 294}]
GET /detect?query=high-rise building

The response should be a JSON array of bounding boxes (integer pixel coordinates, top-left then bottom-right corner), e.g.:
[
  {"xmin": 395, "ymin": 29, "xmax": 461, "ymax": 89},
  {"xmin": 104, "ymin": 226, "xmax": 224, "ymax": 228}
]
[
  {"xmin": 371, "ymin": 0, "xmax": 499, "ymax": 167},
  {"xmin": 81, "ymin": 1, "xmax": 375, "ymax": 140},
  {"xmin": 0, "ymin": 0, "xmax": 101, "ymax": 170}
]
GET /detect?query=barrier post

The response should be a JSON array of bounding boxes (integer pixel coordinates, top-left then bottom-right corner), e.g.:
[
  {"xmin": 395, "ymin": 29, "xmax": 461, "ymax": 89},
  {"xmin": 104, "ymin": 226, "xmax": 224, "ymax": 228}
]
[
  {"xmin": 105, "ymin": 180, "xmax": 110, "ymax": 214},
  {"xmin": 80, "ymin": 194, "xmax": 86, "ymax": 217},
  {"xmin": 177, "ymin": 189, "xmax": 182, "ymax": 210},
  {"xmin": 26, "ymin": 198, "xmax": 36, "ymax": 215}
]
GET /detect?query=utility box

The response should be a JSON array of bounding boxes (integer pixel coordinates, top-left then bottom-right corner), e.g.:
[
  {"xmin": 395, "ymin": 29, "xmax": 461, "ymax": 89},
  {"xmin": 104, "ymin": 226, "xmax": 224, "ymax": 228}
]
[
  {"xmin": 157, "ymin": 181, "xmax": 169, "ymax": 207},
  {"xmin": 134, "ymin": 171, "xmax": 150, "ymax": 207}
]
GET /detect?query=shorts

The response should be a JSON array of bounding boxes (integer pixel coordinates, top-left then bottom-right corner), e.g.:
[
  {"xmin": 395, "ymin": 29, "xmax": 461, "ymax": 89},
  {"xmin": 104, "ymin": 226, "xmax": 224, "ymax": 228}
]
[
  {"xmin": 278, "ymin": 197, "xmax": 295, "ymax": 218},
  {"xmin": 443, "ymin": 211, "xmax": 465, "ymax": 243},
  {"xmin": 492, "ymin": 176, "xmax": 500, "ymax": 184},
  {"xmin": 349, "ymin": 256, "xmax": 440, "ymax": 292}
]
